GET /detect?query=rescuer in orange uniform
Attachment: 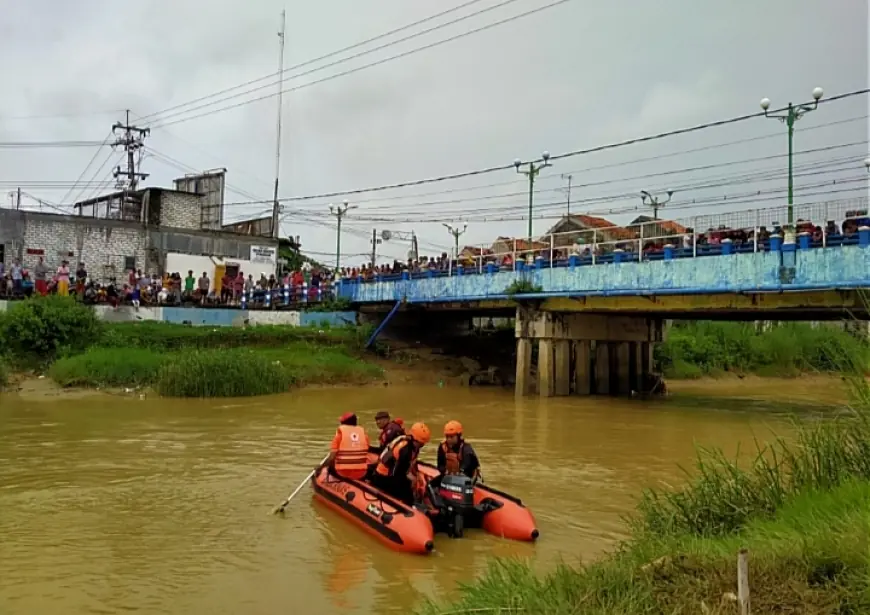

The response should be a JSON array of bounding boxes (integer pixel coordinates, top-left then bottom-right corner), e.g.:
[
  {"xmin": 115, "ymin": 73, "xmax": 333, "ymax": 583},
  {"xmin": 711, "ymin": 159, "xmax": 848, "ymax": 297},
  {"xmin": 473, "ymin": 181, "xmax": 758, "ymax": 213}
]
[
  {"xmin": 374, "ymin": 411, "xmax": 405, "ymax": 454},
  {"xmin": 320, "ymin": 412, "xmax": 370, "ymax": 480},
  {"xmin": 437, "ymin": 421, "xmax": 481, "ymax": 481},
  {"xmin": 371, "ymin": 422, "xmax": 431, "ymax": 505}
]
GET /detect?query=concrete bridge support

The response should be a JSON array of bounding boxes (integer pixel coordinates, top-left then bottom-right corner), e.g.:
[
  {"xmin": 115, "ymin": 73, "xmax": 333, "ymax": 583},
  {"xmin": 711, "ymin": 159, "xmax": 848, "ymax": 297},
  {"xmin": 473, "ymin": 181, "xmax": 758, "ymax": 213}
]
[{"xmin": 515, "ymin": 308, "xmax": 664, "ymax": 397}]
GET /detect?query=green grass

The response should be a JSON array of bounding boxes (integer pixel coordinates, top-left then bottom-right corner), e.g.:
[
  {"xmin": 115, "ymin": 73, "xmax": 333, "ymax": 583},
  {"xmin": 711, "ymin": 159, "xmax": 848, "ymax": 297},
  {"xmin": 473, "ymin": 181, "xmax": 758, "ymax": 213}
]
[
  {"xmin": 421, "ymin": 352, "xmax": 870, "ymax": 614},
  {"xmin": 46, "ymin": 342, "xmax": 383, "ymax": 396},
  {"xmin": 99, "ymin": 321, "xmax": 370, "ymax": 352},
  {"xmin": 49, "ymin": 347, "xmax": 164, "ymax": 388},
  {"xmin": 422, "ymin": 481, "xmax": 870, "ymax": 614},
  {"xmin": 657, "ymin": 321, "xmax": 870, "ymax": 379}
]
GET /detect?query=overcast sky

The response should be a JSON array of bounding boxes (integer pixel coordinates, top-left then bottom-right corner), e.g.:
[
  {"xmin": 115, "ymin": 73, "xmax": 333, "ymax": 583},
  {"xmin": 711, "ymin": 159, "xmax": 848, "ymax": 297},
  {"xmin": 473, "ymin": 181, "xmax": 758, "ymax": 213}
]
[{"xmin": 0, "ymin": 0, "xmax": 867, "ymax": 267}]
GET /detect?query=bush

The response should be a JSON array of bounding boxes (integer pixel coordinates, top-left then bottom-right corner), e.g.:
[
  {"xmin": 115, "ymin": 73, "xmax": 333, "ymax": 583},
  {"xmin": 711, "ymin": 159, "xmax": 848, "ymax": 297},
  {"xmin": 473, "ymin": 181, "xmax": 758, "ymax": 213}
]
[
  {"xmin": 0, "ymin": 296, "xmax": 101, "ymax": 364},
  {"xmin": 156, "ymin": 348, "xmax": 295, "ymax": 397},
  {"xmin": 657, "ymin": 321, "xmax": 869, "ymax": 378},
  {"xmin": 49, "ymin": 347, "xmax": 164, "ymax": 388}
]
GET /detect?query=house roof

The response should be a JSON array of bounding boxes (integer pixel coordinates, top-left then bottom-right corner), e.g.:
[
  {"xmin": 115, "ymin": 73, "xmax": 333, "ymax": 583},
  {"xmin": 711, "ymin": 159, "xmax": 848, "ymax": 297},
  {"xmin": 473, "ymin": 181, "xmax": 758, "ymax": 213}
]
[
  {"xmin": 545, "ymin": 214, "xmax": 635, "ymax": 239},
  {"xmin": 629, "ymin": 215, "xmax": 688, "ymax": 235},
  {"xmin": 493, "ymin": 237, "xmax": 549, "ymax": 251},
  {"xmin": 460, "ymin": 245, "xmax": 492, "ymax": 255}
]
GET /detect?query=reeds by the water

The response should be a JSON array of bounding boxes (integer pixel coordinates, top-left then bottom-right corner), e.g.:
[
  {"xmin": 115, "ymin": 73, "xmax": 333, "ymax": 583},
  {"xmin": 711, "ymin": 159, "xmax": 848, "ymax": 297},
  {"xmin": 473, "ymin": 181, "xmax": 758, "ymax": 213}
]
[{"xmin": 155, "ymin": 348, "xmax": 295, "ymax": 397}]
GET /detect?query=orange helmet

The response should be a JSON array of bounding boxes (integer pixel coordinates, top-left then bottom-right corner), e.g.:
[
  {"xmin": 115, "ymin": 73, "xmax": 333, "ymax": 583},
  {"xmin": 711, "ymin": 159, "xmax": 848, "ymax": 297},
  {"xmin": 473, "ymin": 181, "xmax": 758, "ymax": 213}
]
[
  {"xmin": 409, "ymin": 422, "xmax": 431, "ymax": 445},
  {"xmin": 444, "ymin": 420, "xmax": 463, "ymax": 436}
]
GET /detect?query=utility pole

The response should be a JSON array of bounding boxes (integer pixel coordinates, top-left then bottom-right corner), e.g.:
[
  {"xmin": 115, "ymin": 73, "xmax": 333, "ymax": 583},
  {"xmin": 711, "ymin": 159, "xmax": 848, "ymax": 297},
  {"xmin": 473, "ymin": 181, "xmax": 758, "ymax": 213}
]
[
  {"xmin": 271, "ymin": 9, "xmax": 287, "ymax": 239},
  {"xmin": 370, "ymin": 229, "xmax": 378, "ymax": 265},
  {"xmin": 640, "ymin": 190, "xmax": 674, "ymax": 220},
  {"xmin": 16, "ymin": 187, "xmax": 21, "ymax": 210},
  {"xmin": 442, "ymin": 223, "xmax": 467, "ymax": 260},
  {"xmin": 514, "ymin": 151, "xmax": 552, "ymax": 240},
  {"xmin": 760, "ymin": 87, "xmax": 824, "ymax": 227},
  {"xmin": 112, "ymin": 110, "xmax": 150, "ymax": 190},
  {"xmin": 329, "ymin": 200, "xmax": 355, "ymax": 271},
  {"xmin": 560, "ymin": 174, "xmax": 573, "ymax": 215}
]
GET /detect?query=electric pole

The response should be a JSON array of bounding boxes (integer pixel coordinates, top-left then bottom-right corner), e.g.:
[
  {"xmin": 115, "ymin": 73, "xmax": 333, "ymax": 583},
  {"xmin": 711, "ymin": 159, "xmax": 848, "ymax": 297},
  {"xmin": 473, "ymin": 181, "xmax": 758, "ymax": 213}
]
[
  {"xmin": 442, "ymin": 223, "xmax": 467, "ymax": 260},
  {"xmin": 111, "ymin": 110, "xmax": 150, "ymax": 190},
  {"xmin": 329, "ymin": 200, "xmax": 356, "ymax": 271},
  {"xmin": 514, "ymin": 151, "xmax": 552, "ymax": 240},
  {"xmin": 16, "ymin": 187, "xmax": 21, "ymax": 210},
  {"xmin": 271, "ymin": 9, "xmax": 287, "ymax": 239},
  {"xmin": 370, "ymin": 229, "xmax": 378, "ymax": 265},
  {"xmin": 640, "ymin": 190, "xmax": 674, "ymax": 220},
  {"xmin": 560, "ymin": 174, "xmax": 573, "ymax": 215}
]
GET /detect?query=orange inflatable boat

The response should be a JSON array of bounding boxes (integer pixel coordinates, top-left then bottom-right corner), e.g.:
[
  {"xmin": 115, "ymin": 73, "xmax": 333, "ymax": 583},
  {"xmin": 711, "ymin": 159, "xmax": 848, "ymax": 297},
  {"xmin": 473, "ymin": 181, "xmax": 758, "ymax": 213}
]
[
  {"xmin": 311, "ymin": 466, "xmax": 435, "ymax": 554},
  {"xmin": 417, "ymin": 461, "xmax": 539, "ymax": 543},
  {"xmin": 311, "ymin": 454, "xmax": 538, "ymax": 554}
]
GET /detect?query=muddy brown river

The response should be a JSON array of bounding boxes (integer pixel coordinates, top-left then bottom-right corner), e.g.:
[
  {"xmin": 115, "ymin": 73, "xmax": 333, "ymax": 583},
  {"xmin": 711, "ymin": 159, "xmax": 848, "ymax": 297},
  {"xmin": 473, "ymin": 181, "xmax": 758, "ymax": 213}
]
[{"xmin": 0, "ymin": 381, "xmax": 836, "ymax": 614}]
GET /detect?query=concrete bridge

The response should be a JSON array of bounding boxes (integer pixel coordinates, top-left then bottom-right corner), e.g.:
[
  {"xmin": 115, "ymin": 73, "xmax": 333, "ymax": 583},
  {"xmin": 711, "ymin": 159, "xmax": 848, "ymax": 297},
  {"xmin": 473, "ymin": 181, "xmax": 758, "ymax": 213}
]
[{"xmin": 338, "ymin": 201, "xmax": 870, "ymax": 398}]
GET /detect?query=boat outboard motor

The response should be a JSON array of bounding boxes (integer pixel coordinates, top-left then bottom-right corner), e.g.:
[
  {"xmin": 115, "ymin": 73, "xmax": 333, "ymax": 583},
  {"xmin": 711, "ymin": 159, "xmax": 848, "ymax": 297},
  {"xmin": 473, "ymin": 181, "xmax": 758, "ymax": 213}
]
[{"xmin": 435, "ymin": 474, "xmax": 475, "ymax": 538}]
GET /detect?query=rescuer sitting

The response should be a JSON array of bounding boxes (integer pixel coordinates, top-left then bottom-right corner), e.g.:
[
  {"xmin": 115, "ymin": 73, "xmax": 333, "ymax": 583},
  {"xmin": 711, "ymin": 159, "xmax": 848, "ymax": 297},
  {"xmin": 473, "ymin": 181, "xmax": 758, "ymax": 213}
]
[
  {"xmin": 319, "ymin": 412, "xmax": 370, "ymax": 481},
  {"xmin": 437, "ymin": 421, "xmax": 481, "ymax": 482},
  {"xmin": 373, "ymin": 411, "xmax": 405, "ymax": 454},
  {"xmin": 371, "ymin": 422, "xmax": 431, "ymax": 505}
]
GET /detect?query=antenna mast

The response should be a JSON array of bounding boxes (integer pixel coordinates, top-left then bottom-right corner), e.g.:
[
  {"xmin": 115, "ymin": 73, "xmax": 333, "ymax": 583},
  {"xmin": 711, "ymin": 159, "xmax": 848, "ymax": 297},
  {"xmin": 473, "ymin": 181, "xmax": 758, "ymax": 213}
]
[{"xmin": 271, "ymin": 9, "xmax": 287, "ymax": 239}]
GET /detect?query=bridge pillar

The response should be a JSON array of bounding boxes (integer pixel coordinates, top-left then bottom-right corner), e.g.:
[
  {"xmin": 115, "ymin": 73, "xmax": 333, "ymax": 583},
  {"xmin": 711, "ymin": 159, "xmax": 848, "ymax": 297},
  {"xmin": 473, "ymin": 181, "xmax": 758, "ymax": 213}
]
[{"xmin": 515, "ymin": 308, "xmax": 663, "ymax": 397}]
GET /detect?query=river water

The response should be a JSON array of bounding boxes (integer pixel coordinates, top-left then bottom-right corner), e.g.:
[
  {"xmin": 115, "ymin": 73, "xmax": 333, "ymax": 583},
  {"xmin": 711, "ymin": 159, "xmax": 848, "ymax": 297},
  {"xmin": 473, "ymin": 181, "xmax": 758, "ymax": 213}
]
[{"xmin": 0, "ymin": 382, "xmax": 836, "ymax": 615}]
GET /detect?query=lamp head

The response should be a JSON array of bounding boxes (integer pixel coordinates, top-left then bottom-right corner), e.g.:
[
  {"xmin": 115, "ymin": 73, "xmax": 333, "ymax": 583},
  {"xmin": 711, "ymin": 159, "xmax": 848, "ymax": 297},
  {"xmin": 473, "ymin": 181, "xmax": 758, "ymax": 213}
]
[
  {"xmin": 812, "ymin": 87, "xmax": 824, "ymax": 101},
  {"xmin": 864, "ymin": 157, "xmax": 870, "ymax": 170},
  {"xmin": 541, "ymin": 151, "xmax": 550, "ymax": 162},
  {"xmin": 759, "ymin": 97, "xmax": 771, "ymax": 111},
  {"xmin": 513, "ymin": 158, "xmax": 522, "ymax": 169}
]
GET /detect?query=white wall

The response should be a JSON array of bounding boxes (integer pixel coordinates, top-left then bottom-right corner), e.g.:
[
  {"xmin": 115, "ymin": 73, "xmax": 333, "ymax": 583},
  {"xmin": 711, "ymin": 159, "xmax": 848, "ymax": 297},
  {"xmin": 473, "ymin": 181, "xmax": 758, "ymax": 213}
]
[{"xmin": 165, "ymin": 252, "xmax": 276, "ymax": 291}]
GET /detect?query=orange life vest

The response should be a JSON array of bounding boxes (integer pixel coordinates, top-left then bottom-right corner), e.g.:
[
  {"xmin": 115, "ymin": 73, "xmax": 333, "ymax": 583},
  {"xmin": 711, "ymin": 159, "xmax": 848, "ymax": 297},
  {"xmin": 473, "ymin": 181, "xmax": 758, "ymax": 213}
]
[
  {"xmin": 441, "ymin": 441, "xmax": 480, "ymax": 478},
  {"xmin": 375, "ymin": 435, "xmax": 417, "ymax": 477},
  {"xmin": 334, "ymin": 425, "xmax": 368, "ymax": 480}
]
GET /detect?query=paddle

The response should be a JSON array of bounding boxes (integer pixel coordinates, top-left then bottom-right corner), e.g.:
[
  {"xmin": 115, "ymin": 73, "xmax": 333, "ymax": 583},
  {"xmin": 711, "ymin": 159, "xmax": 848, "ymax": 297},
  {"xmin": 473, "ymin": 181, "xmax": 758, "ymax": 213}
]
[{"xmin": 272, "ymin": 454, "xmax": 330, "ymax": 515}]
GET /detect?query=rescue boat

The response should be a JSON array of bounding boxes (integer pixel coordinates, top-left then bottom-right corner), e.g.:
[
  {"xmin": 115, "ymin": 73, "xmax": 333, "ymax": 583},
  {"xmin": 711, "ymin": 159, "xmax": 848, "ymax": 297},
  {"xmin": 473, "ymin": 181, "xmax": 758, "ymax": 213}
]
[
  {"xmin": 417, "ymin": 461, "xmax": 540, "ymax": 542},
  {"xmin": 311, "ymin": 465, "xmax": 435, "ymax": 555}
]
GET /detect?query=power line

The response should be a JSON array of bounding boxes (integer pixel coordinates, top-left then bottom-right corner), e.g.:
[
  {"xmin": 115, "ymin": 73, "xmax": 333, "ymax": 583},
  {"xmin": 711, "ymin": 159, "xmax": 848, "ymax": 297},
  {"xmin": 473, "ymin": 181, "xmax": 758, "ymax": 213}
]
[
  {"xmin": 259, "ymin": 89, "xmax": 870, "ymax": 204},
  {"xmin": 148, "ymin": 0, "xmax": 574, "ymax": 130},
  {"xmin": 0, "ymin": 140, "xmax": 108, "ymax": 148},
  {"xmin": 136, "ymin": 0, "xmax": 492, "ymax": 124},
  {"xmin": 60, "ymin": 132, "xmax": 114, "ymax": 205}
]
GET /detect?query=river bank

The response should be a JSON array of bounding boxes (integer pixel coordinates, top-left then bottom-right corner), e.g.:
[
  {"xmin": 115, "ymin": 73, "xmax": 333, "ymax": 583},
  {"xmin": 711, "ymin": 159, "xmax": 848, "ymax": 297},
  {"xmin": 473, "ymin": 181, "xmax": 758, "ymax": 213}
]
[{"xmin": 421, "ymin": 375, "xmax": 870, "ymax": 613}]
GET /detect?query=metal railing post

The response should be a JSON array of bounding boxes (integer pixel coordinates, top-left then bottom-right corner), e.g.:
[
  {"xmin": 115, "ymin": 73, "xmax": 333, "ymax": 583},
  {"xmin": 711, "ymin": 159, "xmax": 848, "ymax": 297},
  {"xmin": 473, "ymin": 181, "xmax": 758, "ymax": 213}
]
[
  {"xmin": 754, "ymin": 209, "xmax": 759, "ymax": 253},
  {"xmin": 691, "ymin": 217, "xmax": 697, "ymax": 258},
  {"xmin": 549, "ymin": 233, "xmax": 555, "ymax": 268},
  {"xmin": 592, "ymin": 230, "xmax": 597, "ymax": 265}
]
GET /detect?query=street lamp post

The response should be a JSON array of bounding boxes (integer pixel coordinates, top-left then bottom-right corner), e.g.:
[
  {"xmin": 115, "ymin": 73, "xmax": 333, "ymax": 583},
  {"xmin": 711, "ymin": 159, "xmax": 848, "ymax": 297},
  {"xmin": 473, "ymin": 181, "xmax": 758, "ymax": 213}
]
[
  {"xmin": 328, "ymin": 200, "xmax": 356, "ymax": 271},
  {"xmin": 760, "ymin": 87, "xmax": 824, "ymax": 227},
  {"xmin": 514, "ymin": 151, "xmax": 552, "ymax": 240},
  {"xmin": 560, "ymin": 173, "xmax": 573, "ymax": 215},
  {"xmin": 640, "ymin": 190, "xmax": 674, "ymax": 220},
  {"xmin": 443, "ymin": 223, "xmax": 467, "ymax": 260}
]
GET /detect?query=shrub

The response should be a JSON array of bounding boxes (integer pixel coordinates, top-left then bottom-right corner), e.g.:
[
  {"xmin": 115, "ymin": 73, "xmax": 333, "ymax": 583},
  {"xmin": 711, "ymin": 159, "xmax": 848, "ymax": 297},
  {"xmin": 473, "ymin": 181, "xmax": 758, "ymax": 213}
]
[
  {"xmin": 657, "ymin": 321, "xmax": 869, "ymax": 378},
  {"xmin": 49, "ymin": 347, "xmax": 164, "ymax": 388},
  {"xmin": 156, "ymin": 348, "xmax": 295, "ymax": 397},
  {"xmin": 0, "ymin": 296, "xmax": 102, "ymax": 364}
]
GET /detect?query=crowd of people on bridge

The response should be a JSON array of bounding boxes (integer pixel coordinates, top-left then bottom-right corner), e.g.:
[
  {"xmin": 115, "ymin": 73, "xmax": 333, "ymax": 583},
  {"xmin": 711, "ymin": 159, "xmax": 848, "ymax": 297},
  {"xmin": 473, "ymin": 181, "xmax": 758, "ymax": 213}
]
[
  {"xmin": 318, "ymin": 411, "xmax": 481, "ymax": 506},
  {"xmin": 339, "ymin": 212, "xmax": 870, "ymax": 282}
]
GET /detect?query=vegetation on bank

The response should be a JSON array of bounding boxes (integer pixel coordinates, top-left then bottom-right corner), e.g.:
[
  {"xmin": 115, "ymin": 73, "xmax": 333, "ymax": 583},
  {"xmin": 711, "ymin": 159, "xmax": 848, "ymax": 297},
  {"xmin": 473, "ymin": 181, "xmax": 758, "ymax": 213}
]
[
  {"xmin": 424, "ymin": 354, "xmax": 870, "ymax": 613},
  {"xmin": 0, "ymin": 296, "xmax": 382, "ymax": 397},
  {"xmin": 0, "ymin": 358, "xmax": 8, "ymax": 391},
  {"xmin": 657, "ymin": 320, "xmax": 870, "ymax": 379}
]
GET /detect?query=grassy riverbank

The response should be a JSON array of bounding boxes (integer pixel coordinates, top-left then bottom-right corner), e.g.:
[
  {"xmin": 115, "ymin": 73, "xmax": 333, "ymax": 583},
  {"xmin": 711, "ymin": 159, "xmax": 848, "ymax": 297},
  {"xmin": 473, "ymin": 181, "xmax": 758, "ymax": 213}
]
[
  {"xmin": 423, "ymin": 379, "xmax": 870, "ymax": 613},
  {"xmin": 657, "ymin": 321, "xmax": 870, "ymax": 379},
  {"xmin": 0, "ymin": 296, "xmax": 382, "ymax": 397}
]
